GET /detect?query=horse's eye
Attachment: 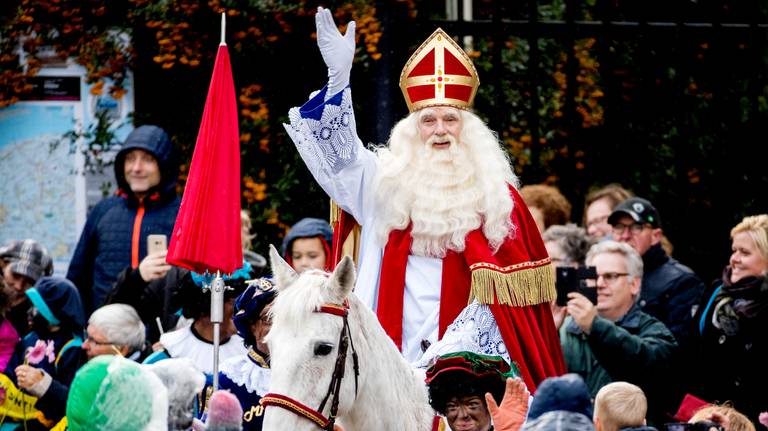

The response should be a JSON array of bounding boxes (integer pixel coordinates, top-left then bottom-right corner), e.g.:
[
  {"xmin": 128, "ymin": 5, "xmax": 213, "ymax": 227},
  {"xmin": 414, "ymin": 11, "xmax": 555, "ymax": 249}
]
[{"xmin": 314, "ymin": 343, "xmax": 334, "ymax": 356}]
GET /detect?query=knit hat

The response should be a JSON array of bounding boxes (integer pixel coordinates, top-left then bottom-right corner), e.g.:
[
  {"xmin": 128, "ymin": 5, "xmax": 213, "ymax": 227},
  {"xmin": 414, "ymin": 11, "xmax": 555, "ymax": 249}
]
[
  {"xmin": 281, "ymin": 217, "xmax": 333, "ymax": 257},
  {"xmin": 25, "ymin": 277, "xmax": 85, "ymax": 334},
  {"xmin": 527, "ymin": 373, "xmax": 593, "ymax": 420},
  {"xmin": 233, "ymin": 278, "xmax": 276, "ymax": 346},
  {"xmin": 0, "ymin": 239, "xmax": 53, "ymax": 282},
  {"xmin": 67, "ymin": 355, "xmax": 168, "ymax": 431},
  {"xmin": 523, "ymin": 410, "xmax": 596, "ymax": 431},
  {"xmin": 144, "ymin": 357, "xmax": 205, "ymax": 430}
]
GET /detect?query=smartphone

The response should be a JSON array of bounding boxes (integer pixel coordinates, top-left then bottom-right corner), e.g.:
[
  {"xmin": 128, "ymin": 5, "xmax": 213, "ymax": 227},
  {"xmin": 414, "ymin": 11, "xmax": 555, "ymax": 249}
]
[
  {"xmin": 147, "ymin": 234, "xmax": 168, "ymax": 255},
  {"xmin": 555, "ymin": 266, "xmax": 598, "ymax": 306}
]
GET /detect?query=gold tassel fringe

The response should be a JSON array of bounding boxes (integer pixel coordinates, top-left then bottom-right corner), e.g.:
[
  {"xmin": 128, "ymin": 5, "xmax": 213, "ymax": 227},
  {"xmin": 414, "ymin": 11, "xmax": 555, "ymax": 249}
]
[
  {"xmin": 469, "ymin": 263, "xmax": 556, "ymax": 306},
  {"xmin": 330, "ymin": 200, "xmax": 342, "ymax": 227}
]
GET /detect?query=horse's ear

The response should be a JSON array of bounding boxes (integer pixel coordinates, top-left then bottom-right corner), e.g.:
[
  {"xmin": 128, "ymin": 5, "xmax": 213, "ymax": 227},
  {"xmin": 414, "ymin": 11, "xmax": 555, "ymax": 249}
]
[
  {"xmin": 269, "ymin": 244, "xmax": 297, "ymax": 291},
  {"xmin": 329, "ymin": 255, "xmax": 356, "ymax": 303}
]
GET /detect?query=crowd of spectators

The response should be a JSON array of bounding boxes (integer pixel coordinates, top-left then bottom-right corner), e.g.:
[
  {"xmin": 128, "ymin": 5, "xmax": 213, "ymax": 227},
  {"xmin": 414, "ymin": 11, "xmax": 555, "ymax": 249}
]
[{"xmin": 1, "ymin": 124, "xmax": 765, "ymax": 431}]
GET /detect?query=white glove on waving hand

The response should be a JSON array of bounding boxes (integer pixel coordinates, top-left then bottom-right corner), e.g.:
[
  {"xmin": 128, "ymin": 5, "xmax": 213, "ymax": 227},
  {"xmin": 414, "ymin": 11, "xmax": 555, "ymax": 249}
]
[{"xmin": 316, "ymin": 7, "xmax": 356, "ymax": 99}]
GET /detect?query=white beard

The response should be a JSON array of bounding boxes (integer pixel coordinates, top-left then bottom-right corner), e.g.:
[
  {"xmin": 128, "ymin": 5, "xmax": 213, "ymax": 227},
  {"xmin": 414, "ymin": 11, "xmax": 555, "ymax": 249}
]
[
  {"xmin": 374, "ymin": 110, "xmax": 516, "ymax": 258},
  {"xmin": 407, "ymin": 136, "xmax": 483, "ymax": 257}
]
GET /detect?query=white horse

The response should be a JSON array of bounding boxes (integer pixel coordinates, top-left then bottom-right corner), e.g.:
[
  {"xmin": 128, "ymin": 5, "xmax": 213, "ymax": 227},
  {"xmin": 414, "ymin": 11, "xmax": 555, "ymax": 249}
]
[{"xmin": 262, "ymin": 246, "xmax": 434, "ymax": 431}]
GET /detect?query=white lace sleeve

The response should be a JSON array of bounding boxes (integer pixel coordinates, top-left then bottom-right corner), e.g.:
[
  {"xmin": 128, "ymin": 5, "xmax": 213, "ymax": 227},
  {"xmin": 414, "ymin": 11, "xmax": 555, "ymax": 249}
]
[
  {"xmin": 417, "ymin": 302, "xmax": 510, "ymax": 368},
  {"xmin": 283, "ymin": 87, "xmax": 377, "ymax": 223},
  {"xmin": 286, "ymin": 87, "xmax": 359, "ymax": 176}
]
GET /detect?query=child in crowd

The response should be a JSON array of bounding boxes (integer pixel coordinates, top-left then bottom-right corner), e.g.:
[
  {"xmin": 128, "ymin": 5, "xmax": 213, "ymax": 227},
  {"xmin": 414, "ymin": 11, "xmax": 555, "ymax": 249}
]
[
  {"xmin": 593, "ymin": 382, "xmax": 653, "ymax": 431},
  {"xmin": 281, "ymin": 217, "xmax": 333, "ymax": 272}
]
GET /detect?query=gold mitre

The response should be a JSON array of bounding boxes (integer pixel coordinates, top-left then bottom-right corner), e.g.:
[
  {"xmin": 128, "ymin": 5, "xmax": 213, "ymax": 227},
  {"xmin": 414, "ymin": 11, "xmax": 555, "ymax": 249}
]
[{"xmin": 399, "ymin": 28, "xmax": 480, "ymax": 112}]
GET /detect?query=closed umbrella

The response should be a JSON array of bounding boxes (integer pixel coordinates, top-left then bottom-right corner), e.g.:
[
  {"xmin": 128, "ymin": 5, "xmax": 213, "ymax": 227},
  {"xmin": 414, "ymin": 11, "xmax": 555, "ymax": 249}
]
[
  {"xmin": 167, "ymin": 14, "xmax": 240, "ymax": 390},
  {"xmin": 167, "ymin": 14, "xmax": 242, "ymax": 275}
]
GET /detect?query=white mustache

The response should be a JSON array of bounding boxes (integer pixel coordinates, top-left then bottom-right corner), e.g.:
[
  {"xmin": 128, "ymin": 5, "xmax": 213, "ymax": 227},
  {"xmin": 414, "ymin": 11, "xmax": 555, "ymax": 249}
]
[{"xmin": 425, "ymin": 134, "xmax": 457, "ymax": 146}]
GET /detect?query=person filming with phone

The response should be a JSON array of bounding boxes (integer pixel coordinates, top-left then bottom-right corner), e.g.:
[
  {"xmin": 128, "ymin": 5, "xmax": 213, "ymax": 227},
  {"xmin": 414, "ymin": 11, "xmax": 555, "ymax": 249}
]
[
  {"xmin": 559, "ymin": 240, "xmax": 678, "ymax": 427},
  {"xmin": 67, "ymin": 125, "xmax": 181, "ymax": 314}
]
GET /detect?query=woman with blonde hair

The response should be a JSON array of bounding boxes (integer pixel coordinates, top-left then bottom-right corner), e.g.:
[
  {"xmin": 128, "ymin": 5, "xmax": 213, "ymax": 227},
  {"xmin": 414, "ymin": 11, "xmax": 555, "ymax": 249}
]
[{"xmin": 690, "ymin": 215, "xmax": 768, "ymax": 424}]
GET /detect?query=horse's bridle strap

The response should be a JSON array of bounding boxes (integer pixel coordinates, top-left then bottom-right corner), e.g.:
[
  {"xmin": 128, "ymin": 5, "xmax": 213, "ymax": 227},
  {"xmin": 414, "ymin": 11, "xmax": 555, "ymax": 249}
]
[
  {"xmin": 318, "ymin": 303, "xmax": 348, "ymax": 317},
  {"xmin": 261, "ymin": 393, "xmax": 331, "ymax": 429},
  {"xmin": 262, "ymin": 301, "xmax": 358, "ymax": 430}
]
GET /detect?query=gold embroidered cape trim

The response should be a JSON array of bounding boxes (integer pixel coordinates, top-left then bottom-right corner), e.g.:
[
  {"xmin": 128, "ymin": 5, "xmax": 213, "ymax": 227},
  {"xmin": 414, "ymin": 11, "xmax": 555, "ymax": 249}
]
[{"xmin": 468, "ymin": 261, "xmax": 556, "ymax": 306}]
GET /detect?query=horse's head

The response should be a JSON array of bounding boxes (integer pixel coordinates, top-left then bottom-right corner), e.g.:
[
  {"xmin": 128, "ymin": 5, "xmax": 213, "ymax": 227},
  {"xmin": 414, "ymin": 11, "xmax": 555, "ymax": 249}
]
[{"xmin": 262, "ymin": 245, "xmax": 358, "ymax": 431}]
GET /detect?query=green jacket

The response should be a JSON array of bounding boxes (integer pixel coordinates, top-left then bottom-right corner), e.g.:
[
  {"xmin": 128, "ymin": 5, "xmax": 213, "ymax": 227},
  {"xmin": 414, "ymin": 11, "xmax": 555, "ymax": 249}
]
[{"xmin": 559, "ymin": 304, "xmax": 677, "ymax": 422}]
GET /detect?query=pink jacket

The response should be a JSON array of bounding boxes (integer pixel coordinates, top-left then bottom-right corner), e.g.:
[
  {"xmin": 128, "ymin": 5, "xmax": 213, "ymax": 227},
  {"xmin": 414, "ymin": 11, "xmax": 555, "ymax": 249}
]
[{"xmin": 0, "ymin": 318, "xmax": 20, "ymax": 370}]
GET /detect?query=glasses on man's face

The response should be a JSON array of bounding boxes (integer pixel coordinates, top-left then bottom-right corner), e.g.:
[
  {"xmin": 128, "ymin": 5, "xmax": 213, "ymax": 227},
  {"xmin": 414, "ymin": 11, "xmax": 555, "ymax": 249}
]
[
  {"xmin": 597, "ymin": 272, "xmax": 629, "ymax": 283},
  {"xmin": 612, "ymin": 222, "xmax": 647, "ymax": 236},
  {"xmin": 85, "ymin": 336, "xmax": 114, "ymax": 347}
]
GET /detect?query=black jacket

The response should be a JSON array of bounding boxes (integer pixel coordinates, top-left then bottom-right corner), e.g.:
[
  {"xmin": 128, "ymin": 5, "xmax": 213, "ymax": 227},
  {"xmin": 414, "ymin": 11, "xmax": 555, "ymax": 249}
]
[
  {"xmin": 107, "ymin": 266, "xmax": 189, "ymax": 344},
  {"xmin": 689, "ymin": 272, "xmax": 768, "ymax": 423},
  {"xmin": 639, "ymin": 244, "xmax": 705, "ymax": 350}
]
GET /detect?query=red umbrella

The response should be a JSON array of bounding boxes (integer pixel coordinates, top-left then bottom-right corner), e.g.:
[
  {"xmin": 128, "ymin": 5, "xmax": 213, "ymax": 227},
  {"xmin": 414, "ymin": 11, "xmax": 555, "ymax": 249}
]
[{"xmin": 167, "ymin": 24, "xmax": 242, "ymax": 275}]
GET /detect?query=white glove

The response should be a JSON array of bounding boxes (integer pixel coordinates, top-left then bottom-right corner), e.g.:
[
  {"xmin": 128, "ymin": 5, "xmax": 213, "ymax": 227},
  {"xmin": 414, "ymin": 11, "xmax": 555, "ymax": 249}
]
[{"xmin": 315, "ymin": 6, "xmax": 356, "ymax": 99}]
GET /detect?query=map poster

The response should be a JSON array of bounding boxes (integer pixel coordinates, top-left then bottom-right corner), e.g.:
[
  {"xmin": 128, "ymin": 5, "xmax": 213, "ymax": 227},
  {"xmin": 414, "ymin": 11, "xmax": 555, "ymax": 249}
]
[
  {"xmin": 0, "ymin": 103, "xmax": 79, "ymax": 275},
  {"xmin": 0, "ymin": 66, "xmax": 134, "ymax": 276}
]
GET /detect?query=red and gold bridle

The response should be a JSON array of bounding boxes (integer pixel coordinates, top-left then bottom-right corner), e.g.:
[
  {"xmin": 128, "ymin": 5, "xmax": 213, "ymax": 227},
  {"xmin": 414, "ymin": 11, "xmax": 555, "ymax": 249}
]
[{"xmin": 261, "ymin": 302, "xmax": 360, "ymax": 430}]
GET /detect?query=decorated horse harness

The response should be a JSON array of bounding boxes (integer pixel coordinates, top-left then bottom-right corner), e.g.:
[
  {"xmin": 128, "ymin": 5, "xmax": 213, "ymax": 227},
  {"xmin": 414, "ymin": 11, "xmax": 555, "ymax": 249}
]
[{"xmin": 261, "ymin": 301, "xmax": 360, "ymax": 430}]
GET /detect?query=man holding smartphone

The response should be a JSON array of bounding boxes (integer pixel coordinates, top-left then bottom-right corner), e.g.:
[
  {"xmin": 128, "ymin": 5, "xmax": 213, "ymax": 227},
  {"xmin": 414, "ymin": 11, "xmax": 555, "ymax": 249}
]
[
  {"xmin": 558, "ymin": 240, "xmax": 677, "ymax": 427},
  {"xmin": 67, "ymin": 125, "xmax": 180, "ymax": 313}
]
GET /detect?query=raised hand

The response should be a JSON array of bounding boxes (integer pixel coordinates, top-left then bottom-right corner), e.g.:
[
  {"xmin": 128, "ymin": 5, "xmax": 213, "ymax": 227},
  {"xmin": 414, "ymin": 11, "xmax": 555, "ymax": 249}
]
[
  {"xmin": 485, "ymin": 377, "xmax": 530, "ymax": 431},
  {"xmin": 566, "ymin": 292, "xmax": 597, "ymax": 334},
  {"xmin": 315, "ymin": 6, "xmax": 356, "ymax": 97},
  {"xmin": 139, "ymin": 250, "xmax": 171, "ymax": 282}
]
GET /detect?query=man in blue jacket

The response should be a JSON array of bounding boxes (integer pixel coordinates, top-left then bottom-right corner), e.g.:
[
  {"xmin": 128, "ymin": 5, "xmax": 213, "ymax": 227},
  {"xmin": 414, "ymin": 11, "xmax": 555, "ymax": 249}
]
[{"xmin": 67, "ymin": 125, "xmax": 180, "ymax": 313}]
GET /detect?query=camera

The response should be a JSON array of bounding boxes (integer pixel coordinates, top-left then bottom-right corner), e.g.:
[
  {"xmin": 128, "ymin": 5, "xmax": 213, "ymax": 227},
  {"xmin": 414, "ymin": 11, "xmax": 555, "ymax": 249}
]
[
  {"xmin": 664, "ymin": 421, "xmax": 724, "ymax": 431},
  {"xmin": 555, "ymin": 266, "xmax": 598, "ymax": 306}
]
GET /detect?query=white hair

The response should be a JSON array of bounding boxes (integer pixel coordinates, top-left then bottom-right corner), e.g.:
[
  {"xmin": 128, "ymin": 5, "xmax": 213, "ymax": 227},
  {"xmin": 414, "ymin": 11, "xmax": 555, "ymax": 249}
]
[
  {"xmin": 89, "ymin": 303, "xmax": 146, "ymax": 352},
  {"xmin": 586, "ymin": 240, "xmax": 644, "ymax": 281},
  {"xmin": 373, "ymin": 108, "xmax": 518, "ymax": 257}
]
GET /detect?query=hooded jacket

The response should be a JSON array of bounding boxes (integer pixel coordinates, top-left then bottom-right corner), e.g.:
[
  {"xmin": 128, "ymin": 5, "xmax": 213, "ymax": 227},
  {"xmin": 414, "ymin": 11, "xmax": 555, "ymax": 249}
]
[
  {"xmin": 5, "ymin": 277, "xmax": 85, "ymax": 421},
  {"xmin": 67, "ymin": 125, "xmax": 181, "ymax": 312}
]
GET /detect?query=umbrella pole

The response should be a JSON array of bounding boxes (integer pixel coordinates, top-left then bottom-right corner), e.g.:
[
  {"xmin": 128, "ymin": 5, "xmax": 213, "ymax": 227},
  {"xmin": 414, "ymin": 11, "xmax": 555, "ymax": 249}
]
[{"xmin": 210, "ymin": 272, "xmax": 225, "ymax": 390}]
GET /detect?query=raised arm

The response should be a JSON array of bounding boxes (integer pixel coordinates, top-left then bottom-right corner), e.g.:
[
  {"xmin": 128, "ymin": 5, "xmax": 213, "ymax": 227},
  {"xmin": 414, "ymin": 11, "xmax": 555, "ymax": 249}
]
[{"xmin": 283, "ymin": 7, "xmax": 377, "ymax": 224}]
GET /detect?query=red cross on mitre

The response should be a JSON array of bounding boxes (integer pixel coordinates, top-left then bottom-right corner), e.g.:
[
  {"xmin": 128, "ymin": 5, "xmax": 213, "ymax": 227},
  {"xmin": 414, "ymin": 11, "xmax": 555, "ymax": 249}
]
[{"xmin": 399, "ymin": 28, "xmax": 480, "ymax": 112}]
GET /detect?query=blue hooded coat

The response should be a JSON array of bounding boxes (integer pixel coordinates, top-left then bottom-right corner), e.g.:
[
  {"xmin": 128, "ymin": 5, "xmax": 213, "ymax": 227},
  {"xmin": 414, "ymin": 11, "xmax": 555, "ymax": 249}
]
[
  {"xmin": 4, "ymin": 277, "xmax": 86, "ymax": 423},
  {"xmin": 67, "ymin": 125, "xmax": 180, "ymax": 312}
]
